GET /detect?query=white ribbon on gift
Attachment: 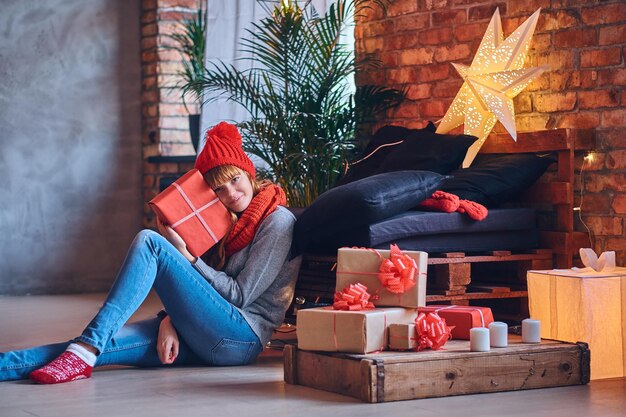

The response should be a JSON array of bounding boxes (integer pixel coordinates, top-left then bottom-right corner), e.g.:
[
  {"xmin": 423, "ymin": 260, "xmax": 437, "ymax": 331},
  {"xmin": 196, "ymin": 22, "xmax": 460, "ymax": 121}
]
[
  {"xmin": 171, "ymin": 182, "xmax": 220, "ymax": 244},
  {"xmin": 575, "ymin": 248, "xmax": 616, "ymax": 273}
]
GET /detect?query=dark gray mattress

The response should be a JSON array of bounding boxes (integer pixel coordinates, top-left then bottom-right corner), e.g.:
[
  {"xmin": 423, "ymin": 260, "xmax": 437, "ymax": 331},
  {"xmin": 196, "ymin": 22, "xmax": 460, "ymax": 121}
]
[{"xmin": 308, "ymin": 208, "xmax": 540, "ymax": 254}]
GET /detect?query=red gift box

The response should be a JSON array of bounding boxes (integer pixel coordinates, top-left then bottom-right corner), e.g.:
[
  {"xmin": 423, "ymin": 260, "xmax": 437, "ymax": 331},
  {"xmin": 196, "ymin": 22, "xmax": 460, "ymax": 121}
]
[
  {"xmin": 149, "ymin": 169, "xmax": 232, "ymax": 257},
  {"xmin": 417, "ymin": 305, "xmax": 494, "ymax": 340},
  {"xmin": 336, "ymin": 247, "xmax": 428, "ymax": 308}
]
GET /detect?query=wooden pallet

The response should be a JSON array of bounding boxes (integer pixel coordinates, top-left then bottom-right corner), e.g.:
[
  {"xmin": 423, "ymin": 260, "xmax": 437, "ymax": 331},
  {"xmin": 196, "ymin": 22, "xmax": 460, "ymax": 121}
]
[
  {"xmin": 427, "ymin": 249, "xmax": 553, "ymax": 295},
  {"xmin": 284, "ymin": 336, "xmax": 590, "ymax": 403},
  {"xmin": 291, "ymin": 249, "xmax": 552, "ymax": 318}
]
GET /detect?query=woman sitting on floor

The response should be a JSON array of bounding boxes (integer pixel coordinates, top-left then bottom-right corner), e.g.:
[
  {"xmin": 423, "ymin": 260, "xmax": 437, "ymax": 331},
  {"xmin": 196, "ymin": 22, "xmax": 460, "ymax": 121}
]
[{"xmin": 0, "ymin": 122, "xmax": 301, "ymax": 383}]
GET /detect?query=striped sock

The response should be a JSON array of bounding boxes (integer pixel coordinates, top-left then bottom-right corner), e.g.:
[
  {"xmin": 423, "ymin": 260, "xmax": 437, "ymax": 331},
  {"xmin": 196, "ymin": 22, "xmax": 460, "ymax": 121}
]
[{"xmin": 29, "ymin": 344, "xmax": 96, "ymax": 384}]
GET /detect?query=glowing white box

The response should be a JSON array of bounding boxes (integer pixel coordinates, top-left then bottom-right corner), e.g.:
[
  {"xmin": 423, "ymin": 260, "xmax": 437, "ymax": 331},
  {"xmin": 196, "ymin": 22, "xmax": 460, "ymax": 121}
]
[{"xmin": 527, "ymin": 268, "xmax": 626, "ymax": 379}]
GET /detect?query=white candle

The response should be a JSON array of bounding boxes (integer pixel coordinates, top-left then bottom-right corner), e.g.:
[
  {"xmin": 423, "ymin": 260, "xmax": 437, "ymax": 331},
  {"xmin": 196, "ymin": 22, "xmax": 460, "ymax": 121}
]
[
  {"xmin": 470, "ymin": 327, "xmax": 490, "ymax": 352},
  {"xmin": 522, "ymin": 319, "xmax": 541, "ymax": 343},
  {"xmin": 489, "ymin": 321, "xmax": 508, "ymax": 347}
]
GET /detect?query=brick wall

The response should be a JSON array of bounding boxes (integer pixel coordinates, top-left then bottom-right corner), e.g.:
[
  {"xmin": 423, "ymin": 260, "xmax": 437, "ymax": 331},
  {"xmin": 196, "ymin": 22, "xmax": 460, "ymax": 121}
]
[
  {"xmin": 141, "ymin": 0, "xmax": 200, "ymax": 228},
  {"xmin": 138, "ymin": 0, "xmax": 626, "ymax": 261},
  {"xmin": 355, "ymin": 0, "xmax": 626, "ymax": 262}
]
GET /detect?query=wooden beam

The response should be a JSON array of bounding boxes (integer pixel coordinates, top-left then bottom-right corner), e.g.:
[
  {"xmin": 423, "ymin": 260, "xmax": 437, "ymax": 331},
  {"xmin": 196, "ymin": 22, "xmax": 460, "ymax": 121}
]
[
  {"xmin": 426, "ymin": 290, "xmax": 528, "ymax": 302},
  {"xmin": 480, "ymin": 128, "xmax": 595, "ymax": 154},
  {"xmin": 524, "ymin": 181, "xmax": 571, "ymax": 204},
  {"xmin": 428, "ymin": 252, "xmax": 552, "ymax": 265}
]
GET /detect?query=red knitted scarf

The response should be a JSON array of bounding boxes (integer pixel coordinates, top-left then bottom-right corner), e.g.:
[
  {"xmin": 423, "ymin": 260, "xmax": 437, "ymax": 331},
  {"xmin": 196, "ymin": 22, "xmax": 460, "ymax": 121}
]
[{"xmin": 224, "ymin": 184, "xmax": 287, "ymax": 256}]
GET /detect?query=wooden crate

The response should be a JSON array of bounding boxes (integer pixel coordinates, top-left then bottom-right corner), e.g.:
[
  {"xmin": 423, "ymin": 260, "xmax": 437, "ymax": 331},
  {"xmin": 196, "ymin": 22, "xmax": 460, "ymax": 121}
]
[{"xmin": 284, "ymin": 336, "xmax": 590, "ymax": 403}]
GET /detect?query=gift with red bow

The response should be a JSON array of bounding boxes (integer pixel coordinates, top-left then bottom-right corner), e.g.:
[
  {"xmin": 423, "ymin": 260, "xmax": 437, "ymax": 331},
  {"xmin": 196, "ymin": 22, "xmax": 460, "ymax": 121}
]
[
  {"xmin": 335, "ymin": 245, "xmax": 428, "ymax": 308},
  {"xmin": 414, "ymin": 312, "xmax": 453, "ymax": 350},
  {"xmin": 332, "ymin": 282, "xmax": 376, "ymax": 311},
  {"xmin": 417, "ymin": 305, "xmax": 494, "ymax": 340}
]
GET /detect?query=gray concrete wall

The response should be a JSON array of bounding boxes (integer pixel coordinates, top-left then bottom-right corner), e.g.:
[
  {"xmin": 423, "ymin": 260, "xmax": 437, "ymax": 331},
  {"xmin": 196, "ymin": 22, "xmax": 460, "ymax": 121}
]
[{"xmin": 0, "ymin": 0, "xmax": 143, "ymax": 294}]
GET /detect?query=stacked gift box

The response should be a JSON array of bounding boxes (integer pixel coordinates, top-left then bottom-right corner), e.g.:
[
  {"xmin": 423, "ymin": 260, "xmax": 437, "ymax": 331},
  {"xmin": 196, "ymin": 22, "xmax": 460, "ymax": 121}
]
[{"xmin": 297, "ymin": 245, "xmax": 496, "ymax": 354}]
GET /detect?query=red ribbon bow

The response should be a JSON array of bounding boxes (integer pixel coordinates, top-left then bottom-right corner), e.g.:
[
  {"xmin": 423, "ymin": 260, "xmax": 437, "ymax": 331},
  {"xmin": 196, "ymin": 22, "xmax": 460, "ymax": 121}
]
[
  {"xmin": 333, "ymin": 283, "xmax": 375, "ymax": 311},
  {"xmin": 414, "ymin": 312, "xmax": 453, "ymax": 351},
  {"xmin": 377, "ymin": 244, "xmax": 418, "ymax": 294}
]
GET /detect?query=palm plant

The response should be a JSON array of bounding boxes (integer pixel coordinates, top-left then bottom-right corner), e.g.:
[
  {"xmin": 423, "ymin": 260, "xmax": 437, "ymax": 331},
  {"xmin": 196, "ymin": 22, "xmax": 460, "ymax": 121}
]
[
  {"xmin": 192, "ymin": 0, "xmax": 404, "ymax": 206},
  {"xmin": 166, "ymin": 3, "xmax": 206, "ymax": 107},
  {"xmin": 164, "ymin": 3, "xmax": 206, "ymax": 150}
]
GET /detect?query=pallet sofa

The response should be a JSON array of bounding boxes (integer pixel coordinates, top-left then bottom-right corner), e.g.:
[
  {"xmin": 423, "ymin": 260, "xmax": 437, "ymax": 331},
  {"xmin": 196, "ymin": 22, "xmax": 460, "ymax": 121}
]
[{"xmin": 291, "ymin": 128, "xmax": 595, "ymax": 321}]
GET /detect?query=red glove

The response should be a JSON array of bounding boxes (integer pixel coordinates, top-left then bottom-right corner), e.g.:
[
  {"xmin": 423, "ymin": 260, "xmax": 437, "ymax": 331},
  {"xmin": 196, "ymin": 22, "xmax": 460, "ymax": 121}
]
[
  {"xmin": 418, "ymin": 191, "xmax": 488, "ymax": 221},
  {"xmin": 457, "ymin": 199, "xmax": 488, "ymax": 221},
  {"xmin": 417, "ymin": 190, "xmax": 460, "ymax": 212}
]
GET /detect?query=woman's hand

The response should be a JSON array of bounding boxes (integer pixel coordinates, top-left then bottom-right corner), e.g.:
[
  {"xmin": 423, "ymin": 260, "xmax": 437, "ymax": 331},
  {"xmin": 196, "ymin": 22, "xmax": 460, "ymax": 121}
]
[
  {"xmin": 156, "ymin": 218, "xmax": 196, "ymax": 263},
  {"xmin": 157, "ymin": 316, "xmax": 179, "ymax": 365}
]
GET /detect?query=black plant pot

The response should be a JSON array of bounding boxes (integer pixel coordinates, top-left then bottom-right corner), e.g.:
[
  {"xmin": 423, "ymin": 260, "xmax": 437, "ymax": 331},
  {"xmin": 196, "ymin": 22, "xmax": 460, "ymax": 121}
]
[{"xmin": 189, "ymin": 114, "xmax": 201, "ymax": 153}]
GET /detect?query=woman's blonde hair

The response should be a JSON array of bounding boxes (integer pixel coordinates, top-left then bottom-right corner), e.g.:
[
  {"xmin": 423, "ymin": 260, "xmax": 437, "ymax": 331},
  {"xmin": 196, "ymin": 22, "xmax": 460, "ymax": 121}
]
[
  {"xmin": 203, "ymin": 164, "xmax": 264, "ymax": 195},
  {"xmin": 201, "ymin": 165, "xmax": 269, "ymax": 269}
]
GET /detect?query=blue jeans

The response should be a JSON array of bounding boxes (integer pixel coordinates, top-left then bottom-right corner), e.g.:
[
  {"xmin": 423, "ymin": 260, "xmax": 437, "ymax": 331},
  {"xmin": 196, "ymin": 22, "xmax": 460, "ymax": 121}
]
[{"xmin": 0, "ymin": 230, "xmax": 263, "ymax": 381}]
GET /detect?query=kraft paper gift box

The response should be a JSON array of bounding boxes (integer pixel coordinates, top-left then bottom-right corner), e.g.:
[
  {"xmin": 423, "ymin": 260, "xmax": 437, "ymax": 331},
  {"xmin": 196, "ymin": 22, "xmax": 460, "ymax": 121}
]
[
  {"xmin": 149, "ymin": 169, "xmax": 231, "ymax": 257},
  {"xmin": 296, "ymin": 307, "xmax": 416, "ymax": 354},
  {"xmin": 388, "ymin": 323, "xmax": 417, "ymax": 351},
  {"xmin": 336, "ymin": 247, "xmax": 428, "ymax": 308},
  {"xmin": 527, "ymin": 267, "xmax": 626, "ymax": 380},
  {"xmin": 417, "ymin": 305, "xmax": 494, "ymax": 340}
]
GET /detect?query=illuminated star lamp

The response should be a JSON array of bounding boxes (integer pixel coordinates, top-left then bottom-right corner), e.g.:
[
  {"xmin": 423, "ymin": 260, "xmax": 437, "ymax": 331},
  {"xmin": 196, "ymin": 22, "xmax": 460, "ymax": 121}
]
[{"xmin": 436, "ymin": 8, "xmax": 548, "ymax": 167}]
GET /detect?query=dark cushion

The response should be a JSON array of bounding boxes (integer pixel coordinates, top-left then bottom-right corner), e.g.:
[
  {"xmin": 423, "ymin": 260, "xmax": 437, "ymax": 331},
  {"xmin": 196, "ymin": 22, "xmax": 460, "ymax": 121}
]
[
  {"xmin": 304, "ymin": 208, "xmax": 538, "ymax": 254},
  {"xmin": 440, "ymin": 153, "xmax": 556, "ymax": 207},
  {"xmin": 378, "ymin": 229, "xmax": 540, "ymax": 253},
  {"xmin": 336, "ymin": 122, "xmax": 477, "ymax": 186},
  {"xmin": 336, "ymin": 124, "xmax": 432, "ymax": 186},
  {"xmin": 293, "ymin": 170, "xmax": 444, "ymax": 255},
  {"xmin": 377, "ymin": 127, "xmax": 477, "ymax": 174}
]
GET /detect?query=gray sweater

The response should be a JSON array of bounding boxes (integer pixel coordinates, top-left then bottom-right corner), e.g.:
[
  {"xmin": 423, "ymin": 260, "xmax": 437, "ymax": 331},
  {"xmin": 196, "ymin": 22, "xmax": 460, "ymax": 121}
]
[{"xmin": 193, "ymin": 206, "xmax": 301, "ymax": 345}]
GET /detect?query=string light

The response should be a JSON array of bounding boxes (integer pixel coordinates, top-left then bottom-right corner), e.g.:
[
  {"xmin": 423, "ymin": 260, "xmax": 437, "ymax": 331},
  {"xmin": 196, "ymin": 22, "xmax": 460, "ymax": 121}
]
[{"xmin": 577, "ymin": 152, "xmax": 594, "ymax": 249}]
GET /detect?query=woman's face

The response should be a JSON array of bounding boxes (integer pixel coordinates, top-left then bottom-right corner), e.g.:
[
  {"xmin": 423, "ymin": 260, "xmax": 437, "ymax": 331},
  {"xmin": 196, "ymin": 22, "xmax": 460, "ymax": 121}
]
[{"xmin": 212, "ymin": 172, "xmax": 254, "ymax": 213}]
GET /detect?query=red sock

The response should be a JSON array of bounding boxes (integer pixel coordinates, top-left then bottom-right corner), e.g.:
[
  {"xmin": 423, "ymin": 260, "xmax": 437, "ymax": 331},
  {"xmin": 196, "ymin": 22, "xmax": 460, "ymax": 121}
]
[
  {"xmin": 457, "ymin": 199, "xmax": 488, "ymax": 221},
  {"xmin": 30, "ymin": 351, "xmax": 93, "ymax": 384},
  {"xmin": 417, "ymin": 191, "xmax": 460, "ymax": 213}
]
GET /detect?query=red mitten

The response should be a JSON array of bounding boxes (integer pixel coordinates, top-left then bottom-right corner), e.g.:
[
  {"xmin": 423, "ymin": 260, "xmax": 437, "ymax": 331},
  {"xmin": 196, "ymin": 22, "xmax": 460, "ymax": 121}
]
[
  {"xmin": 417, "ymin": 191, "xmax": 460, "ymax": 213},
  {"xmin": 457, "ymin": 199, "xmax": 488, "ymax": 221}
]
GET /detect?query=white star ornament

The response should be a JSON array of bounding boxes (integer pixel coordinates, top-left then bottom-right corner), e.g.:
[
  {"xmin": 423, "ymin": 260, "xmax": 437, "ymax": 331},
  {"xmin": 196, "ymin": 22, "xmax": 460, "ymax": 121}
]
[{"xmin": 436, "ymin": 8, "xmax": 548, "ymax": 167}]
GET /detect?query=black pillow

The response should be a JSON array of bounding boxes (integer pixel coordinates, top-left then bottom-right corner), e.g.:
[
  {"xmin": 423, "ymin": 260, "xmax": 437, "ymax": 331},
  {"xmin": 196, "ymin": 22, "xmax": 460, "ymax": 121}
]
[
  {"xmin": 293, "ymin": 170, "xmax": 444, "ymax": 255},
  {"xmin": 440, "ymin": 153, "xmax": 556, "ymax": 207},
  {"xmin": 335, "ymin": 123, "xmax": 436, "ymax": 186},
  {"xmin": 377, "ymin": 127, "xmax": 478, "ymax": 175}
]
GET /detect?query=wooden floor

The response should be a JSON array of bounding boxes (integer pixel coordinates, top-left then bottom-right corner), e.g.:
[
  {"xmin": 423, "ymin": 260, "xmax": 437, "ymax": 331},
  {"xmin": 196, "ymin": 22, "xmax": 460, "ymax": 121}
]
[{"xmin": 1, "ymin": 293, "xmax": 625, "ymax": 417}]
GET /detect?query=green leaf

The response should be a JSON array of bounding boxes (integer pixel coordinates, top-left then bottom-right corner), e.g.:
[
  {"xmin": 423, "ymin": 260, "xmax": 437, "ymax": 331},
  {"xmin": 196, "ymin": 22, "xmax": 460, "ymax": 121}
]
[
  {"xmin": 194, "ymin": 0, "xmax": 403, "ymax": 206},
  {"xmin": 162, "ymin": 2, "xmax": 206, "ymax": 107}
]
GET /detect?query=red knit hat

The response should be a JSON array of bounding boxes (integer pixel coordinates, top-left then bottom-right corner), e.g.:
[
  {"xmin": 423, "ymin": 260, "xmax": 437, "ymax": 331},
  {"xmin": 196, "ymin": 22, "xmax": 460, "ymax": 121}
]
[{"xmin": 194, "ymin": 122, "xmax": 256, "ymax": 179}]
